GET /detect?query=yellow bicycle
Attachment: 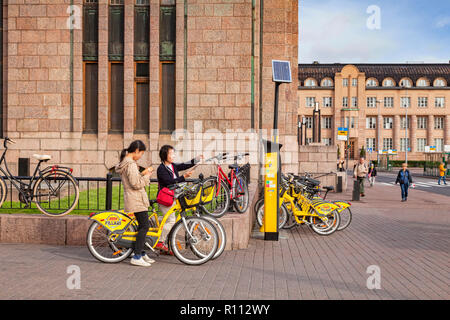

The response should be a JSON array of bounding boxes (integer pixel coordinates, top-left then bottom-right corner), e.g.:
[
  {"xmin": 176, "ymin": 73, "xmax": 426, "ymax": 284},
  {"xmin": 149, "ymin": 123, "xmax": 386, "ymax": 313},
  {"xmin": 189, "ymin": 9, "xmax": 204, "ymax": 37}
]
[{"xmin": 86, "ymin": 177, "xmax": 221, "ymax": 265}]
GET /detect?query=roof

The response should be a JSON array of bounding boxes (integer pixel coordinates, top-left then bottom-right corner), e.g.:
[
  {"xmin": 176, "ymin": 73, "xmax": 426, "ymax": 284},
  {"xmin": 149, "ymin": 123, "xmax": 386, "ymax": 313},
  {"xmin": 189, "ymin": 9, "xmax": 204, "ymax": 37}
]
[{"xmin": 298, "ymin": 63, "xmax": 450, "ymax": 85}]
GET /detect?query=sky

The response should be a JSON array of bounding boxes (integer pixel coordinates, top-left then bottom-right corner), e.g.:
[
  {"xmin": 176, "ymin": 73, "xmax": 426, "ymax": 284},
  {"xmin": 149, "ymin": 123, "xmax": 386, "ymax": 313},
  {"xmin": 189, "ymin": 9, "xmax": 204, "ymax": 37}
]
[{"xmin": 298, "ymin": 0, "xmax": 450, "ymax": 63}]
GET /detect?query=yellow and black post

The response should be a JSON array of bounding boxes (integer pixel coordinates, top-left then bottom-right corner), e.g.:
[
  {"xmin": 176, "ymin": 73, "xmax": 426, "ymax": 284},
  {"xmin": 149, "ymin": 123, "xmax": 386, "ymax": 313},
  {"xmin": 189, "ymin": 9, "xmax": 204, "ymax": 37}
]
[{"xmin": 260, "ymin": 139, "xmax": 282, "ymax": 240}]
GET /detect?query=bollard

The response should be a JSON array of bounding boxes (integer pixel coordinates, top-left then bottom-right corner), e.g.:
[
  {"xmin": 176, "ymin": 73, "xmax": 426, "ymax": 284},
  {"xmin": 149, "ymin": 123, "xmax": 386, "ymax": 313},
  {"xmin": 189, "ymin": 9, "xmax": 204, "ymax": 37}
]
[
  {"xmin": 337, "ymin": 176, "xmax": 343, "ymax": 193},
  {"xmin": 105, "ymin": 173, "xmax": 113, "ymax": 210},
  {"xmin": 352, "ymin": 179, "xmax": 360, "ymax": 201}
]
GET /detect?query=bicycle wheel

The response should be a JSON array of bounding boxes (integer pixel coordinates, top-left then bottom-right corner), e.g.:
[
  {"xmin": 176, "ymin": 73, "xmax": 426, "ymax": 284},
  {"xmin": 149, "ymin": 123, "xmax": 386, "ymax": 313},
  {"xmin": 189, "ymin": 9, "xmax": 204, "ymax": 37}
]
[
  {"xmin": 256, "ymin": 202, "xmax": 288, "ymax": 229},
  {"xmin": 86, "ymin": 222, "xmax": 134, "ymax": 263},
  {"xmin": 193, "ymin": 214, "xmax": 226, "ymax": 260},
  {"xmin": 33, "ymin": 169, "xmax": 79, "ymax": 217},
  {"xmin": 232, "ymin": 174, "xmax": 249, "ymax": 213},
  {"xmin": 254, "ymin": 197, "xmax": 264, "ymax": 226},
  {"xmin": 200, "ymin": 177, "xmax": 230, "ymax": 218},
  {"xmin": 337, "ymin": 207, "xmax": 352, "ymax": 231},
  {"xmin": 282, "ymin": 203, "xmax": 301, "ymax": 229},
  {"xmin": 309, "ymin": 209, "xmax": 340, "ymax": 236},
  {"xmin": 0, "ymin": 176, "xmax": 7, "ymax": 208},
  {"xmin": 169, "ymin": 216, "xmax": 219, "ymax": 265}
]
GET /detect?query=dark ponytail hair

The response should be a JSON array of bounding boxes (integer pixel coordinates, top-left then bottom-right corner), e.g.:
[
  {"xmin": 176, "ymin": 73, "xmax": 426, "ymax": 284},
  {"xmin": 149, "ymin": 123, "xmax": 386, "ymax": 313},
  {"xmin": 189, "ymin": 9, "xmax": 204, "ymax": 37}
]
[{"xmin": 120, "ymin": 140, "xmax": 147, "ymax": 162}]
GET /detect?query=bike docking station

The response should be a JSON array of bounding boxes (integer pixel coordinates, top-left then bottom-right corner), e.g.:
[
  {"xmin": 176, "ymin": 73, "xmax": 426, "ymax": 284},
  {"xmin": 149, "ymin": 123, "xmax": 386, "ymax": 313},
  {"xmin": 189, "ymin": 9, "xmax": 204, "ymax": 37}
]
[{"xmin": 259, "ymin": 60, "xmax": 292, "ymax": 241}]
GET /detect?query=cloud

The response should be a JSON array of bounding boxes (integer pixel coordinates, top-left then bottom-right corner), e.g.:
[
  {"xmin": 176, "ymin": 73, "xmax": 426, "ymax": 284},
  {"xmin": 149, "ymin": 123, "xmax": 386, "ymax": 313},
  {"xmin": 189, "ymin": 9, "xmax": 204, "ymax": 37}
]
[
  {"xmin": 435, "ymin": 16, "xmax": 450, "ymax": 28},
  {"xmin": 298, "ymin": 0, "xmax": 450, "ymax": 63}
]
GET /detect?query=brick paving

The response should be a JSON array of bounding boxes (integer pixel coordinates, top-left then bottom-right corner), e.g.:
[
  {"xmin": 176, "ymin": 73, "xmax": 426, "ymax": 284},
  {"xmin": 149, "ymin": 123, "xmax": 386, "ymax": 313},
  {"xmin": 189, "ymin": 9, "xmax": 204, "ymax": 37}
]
[{"xmin": 0, "ymin": 179, "xmax": 449, "ymax": 300}]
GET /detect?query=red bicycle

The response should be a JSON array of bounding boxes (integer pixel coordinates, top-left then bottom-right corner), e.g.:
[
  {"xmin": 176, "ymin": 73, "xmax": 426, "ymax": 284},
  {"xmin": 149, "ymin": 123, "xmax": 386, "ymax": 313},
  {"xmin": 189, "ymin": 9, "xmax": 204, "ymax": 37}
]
[{"xmin": 202, "ymin": 153, "xmax": 250, "ymax": 218}]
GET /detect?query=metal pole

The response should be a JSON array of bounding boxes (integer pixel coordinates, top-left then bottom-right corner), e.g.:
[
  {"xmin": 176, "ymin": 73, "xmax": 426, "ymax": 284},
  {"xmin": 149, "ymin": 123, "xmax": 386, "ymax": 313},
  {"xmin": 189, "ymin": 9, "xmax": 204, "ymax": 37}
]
[{"xmin": 405, "ymin": 86, "xmax": 408, "ymax": 164}]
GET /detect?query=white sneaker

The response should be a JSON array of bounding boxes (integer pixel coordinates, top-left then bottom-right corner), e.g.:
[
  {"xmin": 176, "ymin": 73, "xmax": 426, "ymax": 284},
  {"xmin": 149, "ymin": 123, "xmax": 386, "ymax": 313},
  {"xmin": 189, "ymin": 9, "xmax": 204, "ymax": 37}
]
[
  {"xmin": 142, "ymin": 254, "xmax": 155, "ymax": 264},
  {"xmin": 130, "ymin": 257, "xmax": 151, "ymax": 267}
]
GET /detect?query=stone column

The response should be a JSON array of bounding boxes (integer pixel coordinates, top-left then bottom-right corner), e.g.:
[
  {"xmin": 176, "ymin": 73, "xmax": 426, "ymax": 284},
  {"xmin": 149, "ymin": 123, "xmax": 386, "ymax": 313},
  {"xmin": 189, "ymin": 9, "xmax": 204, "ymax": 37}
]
[
  {"xmin": 123, "ymin": 1, "xmax": 134, "ymax": 147},
  {"xmin": 98, "ymin": 0, "xmax": 109, "ymax": 151},
  {"xmin": 428, "ymin": 115, "xmax": 434, "ymax": 147},
  {"xmin": 445, "ymin": 115, "xmax": 450, "ymax": 148},
  {"xmin": 410, "ymin": 115, "xmax": 417, "ymax": 153},
  {"xmin": 394, "ymin": 115, "xmax": 401, "ymax": 150}
]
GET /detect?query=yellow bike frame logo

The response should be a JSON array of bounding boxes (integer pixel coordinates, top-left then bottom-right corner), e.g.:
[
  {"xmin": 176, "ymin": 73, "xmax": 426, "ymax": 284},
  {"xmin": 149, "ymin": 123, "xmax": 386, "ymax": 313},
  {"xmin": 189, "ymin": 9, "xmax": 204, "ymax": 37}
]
[{"xmin": 104, "ymin": 214, "xmax": 122, "ymax": 227}]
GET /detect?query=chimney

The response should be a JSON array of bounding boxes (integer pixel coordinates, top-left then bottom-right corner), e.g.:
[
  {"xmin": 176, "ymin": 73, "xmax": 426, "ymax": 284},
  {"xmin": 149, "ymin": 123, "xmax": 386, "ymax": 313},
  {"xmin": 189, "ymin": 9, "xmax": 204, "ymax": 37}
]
[{"xmin": 313, "ymin": 61, "xmax": 319, "ymax": 64}]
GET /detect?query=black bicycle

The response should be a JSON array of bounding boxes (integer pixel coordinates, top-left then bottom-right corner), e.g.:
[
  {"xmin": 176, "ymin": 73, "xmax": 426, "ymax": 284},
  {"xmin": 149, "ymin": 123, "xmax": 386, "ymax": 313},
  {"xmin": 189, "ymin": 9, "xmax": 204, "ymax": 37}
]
[{"xmin": 0, "ymin": 137, "xmax": 79, "ymax": 217}]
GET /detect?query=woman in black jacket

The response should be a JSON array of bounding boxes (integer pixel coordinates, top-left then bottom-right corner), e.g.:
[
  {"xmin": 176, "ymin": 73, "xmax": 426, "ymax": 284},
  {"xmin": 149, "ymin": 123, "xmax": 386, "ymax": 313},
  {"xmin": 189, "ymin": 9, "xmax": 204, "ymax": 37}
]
[
  {"xmin": 156, "ymin": 145, "xmax": 203, "ymax": 252},
  {"xmin": 395, "ymin": 163, "xmax": 413, "ymax": 202}
]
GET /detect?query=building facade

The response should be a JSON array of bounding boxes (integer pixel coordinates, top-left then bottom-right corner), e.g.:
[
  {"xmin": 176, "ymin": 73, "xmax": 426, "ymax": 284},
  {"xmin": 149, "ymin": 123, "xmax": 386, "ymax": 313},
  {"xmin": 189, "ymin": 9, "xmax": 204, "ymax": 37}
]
[
  {"xmin": 1, "ymin": 0, "xmax": 299, "ymax": 177},
  {"xmin": 298, "ymin": 63, "xmax": 450, "ymax": 161}
]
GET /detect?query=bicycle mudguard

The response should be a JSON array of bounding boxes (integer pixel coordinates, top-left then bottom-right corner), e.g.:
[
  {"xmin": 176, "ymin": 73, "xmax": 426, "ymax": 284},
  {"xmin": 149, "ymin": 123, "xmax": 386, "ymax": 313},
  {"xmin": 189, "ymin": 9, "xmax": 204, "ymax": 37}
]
[
  {"xmin": 332, "ymin": 201, "xmax": 351, "ymax": 213},
  {"xmin": 311, "ymin": 201, "xmax": 340, "ymax": 217},
  {"xmin": 89, "ymin": 210, "xmax": 134, "ymax": 233}
]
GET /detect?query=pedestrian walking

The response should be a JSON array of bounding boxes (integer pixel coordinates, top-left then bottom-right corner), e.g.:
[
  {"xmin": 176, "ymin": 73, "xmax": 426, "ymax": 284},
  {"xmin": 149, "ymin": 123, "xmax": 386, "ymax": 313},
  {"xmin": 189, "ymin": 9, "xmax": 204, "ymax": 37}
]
[
  {"xmin": 115, "ymin": 140, "xmax": 155, "ymax": 267},
  {"xmin": 395, "ymin": 163, "xmax": 413, "ymax": 202},
  {"xmin": 156, "ymin": 145, "xmax": 203, "ymax": 254},
  {"xmin": 438, "ymin": 162, "xmax": 447, "ymax": 185},
  {"xmin": 353, "ymin": 157, "xmax": 368, "ymax": 197},
  {"xmin": 368, "ymin": 163, "xmax": 377, "ymax": 186},
  {"xmin": 338, "ymin": 159, "xmax": 345, "ymax": 172}
]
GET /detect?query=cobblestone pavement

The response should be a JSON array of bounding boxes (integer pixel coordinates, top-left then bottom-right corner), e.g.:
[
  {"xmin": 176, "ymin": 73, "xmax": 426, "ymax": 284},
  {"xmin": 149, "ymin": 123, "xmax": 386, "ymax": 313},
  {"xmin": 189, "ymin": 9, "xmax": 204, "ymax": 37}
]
[{"xmin": 1, "ymin": 179, "xmax": 449, "ymax": 300}]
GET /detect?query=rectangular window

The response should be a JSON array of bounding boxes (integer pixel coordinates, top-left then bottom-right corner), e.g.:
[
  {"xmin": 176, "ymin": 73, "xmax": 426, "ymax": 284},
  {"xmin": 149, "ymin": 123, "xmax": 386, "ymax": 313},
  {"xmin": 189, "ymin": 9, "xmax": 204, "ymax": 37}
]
[
  {"xmin": 305, "ymin": 97, "xmax": 316, "ymax": 108},
  {"xmin": 134, "ymin": 0, "xmax": 150, "ymax": 60},
  {"xmin": 400, "ymin": 116, "xmax": 410, "ymax": 129},
  {"xmin": 384, "ymin": 97, "xmax": 394, "ymax": 108},
  {"xmin": 366, "ymin": 138, "xmax": 376, "ymax": 150},
  {"xmin": 342, "ymin": 97, "xmax": 348, "ymax": 107},
  {"xmin": 83, "ymin": 62, "xmax": 98, "ymax": 133},
  {"xmin": 160, "ymin": 5, "xmax": 176, "ymax": 61},
  {"xmin": 135, "ymin": 62, "xmax": 149, "ymax": 133},
  {"xmin": 109, "ymin": 62, "xmax": 124, "ymax": 132},
  {"xmin": 322, "ymin": 116, "xmax": 332, "ymax": 129},
  {"xmin": 417, "ymin": 138, "xmax": 426, "ymax": 152},
  {"xmin": 418, "ymin": 97, "xmax": 428, "ymax": 108},
  {"xmin": 342, "ymin": 78, "xmax": 348, "ymax": 87},
  {"xmin": 305, "ymin": 116, "xmax": 313, "ymax": 129},
  {"xmin": 83, "ymin": 0, "xmax": 99, "ymax": 61},
  {"xmin": 366, "ymin": 117, "xmax": 376, "ymax": 129},
  {"xmin": 352, "ymin": 78, "xmax": 358, "ymax": 87},
  {"xmin": 434, "ymin": 116, "xmax": 444, "ymax": 129},
  {"xmin": 306, "ymin": 137, "xmax": 313, "ymax": 145},
  {"xmin": 383, "ymin": 117, "xmax": 393, "ymax": 129},
  {"xmin": 383, "ymin": 138, "xmax": 393, "ymax": 150},
  {"xmin": 435, "ymin": 138, "xmax": 444, "ymax": 152},
  {"xmin": 351, "ymin": 97, "xmax": 358, "ymax": 107},
  {"xmin": 367, "ymin": 97, "xmax": 376, "ymax": 108},
  {"xmin": 400, "ymin": 138, "xmax": 410, "ymax": 152},
  {"xmin": 350, "ymin": 117, "xmax": 357, "ymax": 129},
  {"xmin": 417, "ymin": 116, "xmax": 427, "ymax": 129},
  {"xmin": 401, "ymin": 97, "xmax": 410, "ymax": 108},
  {"xmin": 435, "ymin": 97, "xmax": 445, "ymax": 108},
  {"xmin": 160, "ymin": 62, "xmax": 176, "ymax": 133},
  {"xmin": 323, "ymin": 97, "xmax": 333, "ymax": 107},
  {"xmin": 322, "ymin": 138, "xmax": 332, "ymax": 146},
  {"xmin": 109, "ymin": 0, "xmax": 125, "ymax": 61}
]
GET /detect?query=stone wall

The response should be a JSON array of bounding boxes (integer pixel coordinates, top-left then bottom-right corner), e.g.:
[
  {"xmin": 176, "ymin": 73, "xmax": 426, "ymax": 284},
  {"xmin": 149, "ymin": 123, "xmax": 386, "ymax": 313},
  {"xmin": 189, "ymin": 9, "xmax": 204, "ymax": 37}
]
[{"xmin": 298, "ymin": 143, "xmax": 339, "ymax": 189}]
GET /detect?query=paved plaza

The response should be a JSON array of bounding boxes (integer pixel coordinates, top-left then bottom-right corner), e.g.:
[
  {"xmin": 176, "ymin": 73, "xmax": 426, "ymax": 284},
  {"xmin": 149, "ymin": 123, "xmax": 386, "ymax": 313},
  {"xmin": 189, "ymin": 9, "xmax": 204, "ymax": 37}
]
[{"xmin": 0, "ymin": 174, "xmax": 449, "ymax": 300}]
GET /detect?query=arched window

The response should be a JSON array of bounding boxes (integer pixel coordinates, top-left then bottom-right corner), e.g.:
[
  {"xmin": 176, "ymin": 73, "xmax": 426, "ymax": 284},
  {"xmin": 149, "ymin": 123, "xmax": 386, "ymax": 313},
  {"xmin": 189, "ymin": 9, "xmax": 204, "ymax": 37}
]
[
  {"xmin": 321, "ymin": 78, "xmax": 333, "ymax": 87},
  {"xmin": 399, "ymin": 78, "xmax": 412, "ymax": 88},
  {"xmin": 382, "ymin": 78, "xmax": 395, "ymax": 87},
  {"xmin": 434, "ymin": 78, "xmax": 447, "ymax": 87},
  {"xmin": 304, "ymin": 78, "xmax": 317, "ymax": 87},
  {"xmin": 416, "ymin": 78, "xmax": 430, "ymax": 87},
  {"xmin": 366, "ymin": 78, "xmax": 378, "ymax": 87}
]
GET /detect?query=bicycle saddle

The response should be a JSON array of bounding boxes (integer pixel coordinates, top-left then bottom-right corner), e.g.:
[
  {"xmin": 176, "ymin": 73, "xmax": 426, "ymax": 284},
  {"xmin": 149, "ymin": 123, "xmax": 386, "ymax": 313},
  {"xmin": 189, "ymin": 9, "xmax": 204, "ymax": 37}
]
[
  {"xmin": 323, "ymin": 186, "xmax": 334, "ymax": 191},
  {"xmin": 33, "ymin": 154, "xmax": 52, "ymax": 161},
  {"xmin": 228, "ymin": 164, "xmax": 239, "ymax": 169}
]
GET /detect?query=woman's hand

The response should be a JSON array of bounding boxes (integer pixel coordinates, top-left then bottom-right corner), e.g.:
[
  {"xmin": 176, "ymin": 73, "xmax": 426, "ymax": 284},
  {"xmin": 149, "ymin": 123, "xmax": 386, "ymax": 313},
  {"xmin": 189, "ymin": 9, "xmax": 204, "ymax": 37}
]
[
  {"xmin": 142, "ymin": 167, "xmax": 154, "ymax": 177},
  {"xmin": 183, "ymin": 170, "xmax": 194, "ymax": 179},
  {"xmin": 195, "ymin": 155, "xmax": 204, "ymax": 162}
]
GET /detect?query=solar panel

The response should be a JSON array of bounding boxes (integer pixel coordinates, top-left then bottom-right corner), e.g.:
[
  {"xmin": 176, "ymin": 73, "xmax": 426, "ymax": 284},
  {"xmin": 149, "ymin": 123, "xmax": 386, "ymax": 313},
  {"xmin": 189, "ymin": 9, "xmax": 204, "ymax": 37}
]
[{"xmin": 272, "ymin": 60, "xmax": 292, "ymax": 83}]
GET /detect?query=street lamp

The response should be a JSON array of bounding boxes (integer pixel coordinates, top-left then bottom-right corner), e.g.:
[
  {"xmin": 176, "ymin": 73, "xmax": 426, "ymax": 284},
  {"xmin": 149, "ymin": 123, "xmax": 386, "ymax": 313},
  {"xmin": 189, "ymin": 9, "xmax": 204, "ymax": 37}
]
[{"xmin": 313, "ymin": 102, "xmax": 321, "ymax": 143}]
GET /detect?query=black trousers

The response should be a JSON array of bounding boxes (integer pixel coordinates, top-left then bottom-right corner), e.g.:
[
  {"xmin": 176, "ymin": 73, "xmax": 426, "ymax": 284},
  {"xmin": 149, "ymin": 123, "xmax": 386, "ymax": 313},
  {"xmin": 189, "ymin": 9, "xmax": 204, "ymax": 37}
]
[{"xmin": 134, "ymin": 211, "xmax": 150, "ymax": 255}]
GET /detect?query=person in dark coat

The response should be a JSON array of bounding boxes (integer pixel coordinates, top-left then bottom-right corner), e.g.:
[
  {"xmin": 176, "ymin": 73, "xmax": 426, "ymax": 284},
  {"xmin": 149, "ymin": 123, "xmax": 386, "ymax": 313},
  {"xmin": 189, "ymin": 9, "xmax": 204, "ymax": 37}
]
[
  {"xmin": 156, "ymin": 145, "xmax": 203, "ymax": 252},
  {"xmin": 395, "ymin": 163, "xmax": 413, "ymax": 202},
  {"xmin": 368, "ymin": 163, "xmax": 377, "ymax": 186}
]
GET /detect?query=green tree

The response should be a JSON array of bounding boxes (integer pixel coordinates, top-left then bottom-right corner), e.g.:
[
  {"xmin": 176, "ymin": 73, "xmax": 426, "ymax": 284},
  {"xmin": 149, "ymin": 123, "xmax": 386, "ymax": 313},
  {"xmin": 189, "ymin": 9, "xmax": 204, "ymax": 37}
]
[{"xmin": 360, "ymin": 146, "xmax": 366, "ymax": 158}]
